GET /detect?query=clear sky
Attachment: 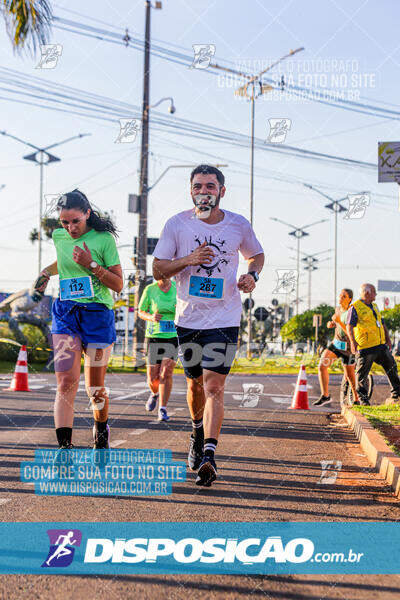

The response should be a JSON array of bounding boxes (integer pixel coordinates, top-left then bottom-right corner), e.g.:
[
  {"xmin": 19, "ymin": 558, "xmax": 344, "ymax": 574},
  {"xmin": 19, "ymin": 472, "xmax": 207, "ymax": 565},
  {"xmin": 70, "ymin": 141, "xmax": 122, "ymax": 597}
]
[{"xmin": 1, "ymin": 0, "xmax": 400, "ymax": 311}]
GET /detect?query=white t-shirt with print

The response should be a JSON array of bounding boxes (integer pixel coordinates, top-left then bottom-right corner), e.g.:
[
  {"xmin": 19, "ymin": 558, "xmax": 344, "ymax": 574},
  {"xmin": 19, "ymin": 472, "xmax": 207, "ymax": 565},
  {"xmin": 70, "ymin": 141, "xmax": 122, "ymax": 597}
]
[{"xmin": 153, "ymin": 208, "xmax": 264, "ymax": 330}]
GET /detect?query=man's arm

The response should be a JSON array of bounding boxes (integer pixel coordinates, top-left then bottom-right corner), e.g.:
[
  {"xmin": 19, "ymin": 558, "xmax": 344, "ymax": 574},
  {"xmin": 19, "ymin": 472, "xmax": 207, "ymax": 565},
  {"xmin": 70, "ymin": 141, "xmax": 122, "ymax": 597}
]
[
  {"xmin": 237, "ymin": 252, "xmax": 265, "ymax": 293},
  {"xmin": 153, "ymin": 242, "xmax": 215, "ymax": 279},
  {"xmin": 247, "ymin": 253, "xmax": 264, "ymax": 275},
  {"xmin": 383, "ymin": 323, "xmax": 392, "ymax": 350},
  {"xmin": 346, "ymin": 323, "xmax": 358, "ymax": 354}
]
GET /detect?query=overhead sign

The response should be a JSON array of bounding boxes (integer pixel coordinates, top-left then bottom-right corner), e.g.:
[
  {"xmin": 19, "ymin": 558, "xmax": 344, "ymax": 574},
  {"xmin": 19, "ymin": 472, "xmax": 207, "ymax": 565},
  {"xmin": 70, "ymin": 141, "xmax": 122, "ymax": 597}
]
[
  {"xmin": 378, "ymin": 142, "xmax": 400, "ymax": 182},
  {"xmin": 377, "ymin": 280, "xmax": 400, "ymax": 292}
]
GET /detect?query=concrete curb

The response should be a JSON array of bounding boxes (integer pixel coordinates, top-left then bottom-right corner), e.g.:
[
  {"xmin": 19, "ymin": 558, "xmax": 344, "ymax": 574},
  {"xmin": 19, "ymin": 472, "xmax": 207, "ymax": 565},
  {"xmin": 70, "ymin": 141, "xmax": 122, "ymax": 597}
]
[{"xmin": 342, "ymin": 406, "xmax": 400, "ymax": 498}]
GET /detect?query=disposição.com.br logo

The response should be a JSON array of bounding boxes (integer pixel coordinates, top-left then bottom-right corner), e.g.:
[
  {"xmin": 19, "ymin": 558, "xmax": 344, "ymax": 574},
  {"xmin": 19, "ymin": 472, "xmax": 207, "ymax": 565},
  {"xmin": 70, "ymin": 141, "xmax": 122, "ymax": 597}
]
[{"xmin": 41, "ymin": 529, "xmax": 82, "ymax": 568}]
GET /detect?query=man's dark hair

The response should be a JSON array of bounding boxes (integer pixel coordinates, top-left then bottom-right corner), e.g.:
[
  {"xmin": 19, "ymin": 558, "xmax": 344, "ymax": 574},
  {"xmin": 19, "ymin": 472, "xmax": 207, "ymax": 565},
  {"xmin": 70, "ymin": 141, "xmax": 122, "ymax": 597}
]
[{"xmin": 190, "ymin": 164, "xmax": 225, "ymax": 187}]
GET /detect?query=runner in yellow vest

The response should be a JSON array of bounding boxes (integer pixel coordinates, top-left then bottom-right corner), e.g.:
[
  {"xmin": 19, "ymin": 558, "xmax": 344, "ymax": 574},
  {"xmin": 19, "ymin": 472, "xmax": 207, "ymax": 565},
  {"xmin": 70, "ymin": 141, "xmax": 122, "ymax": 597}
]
[{"xmin": 346, "ymin": 283, "xmax": 400, "ymax": 405}]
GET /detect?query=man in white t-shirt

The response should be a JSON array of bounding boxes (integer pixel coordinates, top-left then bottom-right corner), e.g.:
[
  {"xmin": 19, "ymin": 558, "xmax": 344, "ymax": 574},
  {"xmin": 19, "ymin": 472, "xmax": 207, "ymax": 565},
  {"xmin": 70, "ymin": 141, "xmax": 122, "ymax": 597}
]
[{"xmin": 153, "ymin": 165, "xmax": 264, "ymax": 487}]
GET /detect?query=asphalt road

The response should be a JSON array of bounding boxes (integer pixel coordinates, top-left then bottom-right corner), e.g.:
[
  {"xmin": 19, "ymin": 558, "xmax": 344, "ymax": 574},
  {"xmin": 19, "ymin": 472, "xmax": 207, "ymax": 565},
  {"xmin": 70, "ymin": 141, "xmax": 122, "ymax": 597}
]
[{"xmin": 0, "ymin": 370, "xmax": 399, "ymax": 599}]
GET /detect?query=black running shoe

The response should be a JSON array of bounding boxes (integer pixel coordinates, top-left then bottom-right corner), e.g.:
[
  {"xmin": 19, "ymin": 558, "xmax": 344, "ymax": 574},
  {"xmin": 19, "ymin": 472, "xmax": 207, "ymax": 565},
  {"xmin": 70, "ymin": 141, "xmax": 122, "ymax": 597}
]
[
  {"xmin": 188, "ymin": 434, "xmax": 204, "ymax": 471},
  {"xmin": 313, "ymin": 395, "xmax": 332, "ymax": 406},
  {"xmin": 360, "ymin": 399, "xmax": 370, "ymax": 406},
  {"xmin": 195, "ymin": 456, "xmax": 217, "ymax": 487}
]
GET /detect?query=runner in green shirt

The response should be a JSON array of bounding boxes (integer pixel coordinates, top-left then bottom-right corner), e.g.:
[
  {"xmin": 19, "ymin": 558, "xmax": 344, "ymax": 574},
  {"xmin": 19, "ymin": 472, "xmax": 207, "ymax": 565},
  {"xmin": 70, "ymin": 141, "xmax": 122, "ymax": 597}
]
[
  {"xmin": 138, "ymin": 278, "xmax": 177, "ymax": 421},
  {"xmin": 32, "ymin": 189, "xmax": 123, "ymax": 452}
]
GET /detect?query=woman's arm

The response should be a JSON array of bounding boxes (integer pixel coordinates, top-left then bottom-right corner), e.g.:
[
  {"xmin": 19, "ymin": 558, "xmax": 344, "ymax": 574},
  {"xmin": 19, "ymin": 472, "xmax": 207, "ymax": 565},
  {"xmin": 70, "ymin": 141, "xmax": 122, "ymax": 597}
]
[
  {"xmin": 92, "ymin": 264, "xmax": 123, "ymax": 294},
  {"xmin": 138, "ymin": 310, "xmax": 161, "ymax": 322},
  {"xmin": 72, "ymin": 242, "xmax": 123, "ymax": 293}
]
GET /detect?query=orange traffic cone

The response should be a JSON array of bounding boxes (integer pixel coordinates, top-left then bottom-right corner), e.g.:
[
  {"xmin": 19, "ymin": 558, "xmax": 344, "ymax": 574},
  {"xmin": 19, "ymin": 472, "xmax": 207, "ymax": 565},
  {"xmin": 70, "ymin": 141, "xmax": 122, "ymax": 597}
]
[
  {"xmin": 289, "ymin": 364, "xmax": 309, "ymax": 410},
  {"xmin": 7, "ymin": 345, "xmax": 31, "ymax": 392}
]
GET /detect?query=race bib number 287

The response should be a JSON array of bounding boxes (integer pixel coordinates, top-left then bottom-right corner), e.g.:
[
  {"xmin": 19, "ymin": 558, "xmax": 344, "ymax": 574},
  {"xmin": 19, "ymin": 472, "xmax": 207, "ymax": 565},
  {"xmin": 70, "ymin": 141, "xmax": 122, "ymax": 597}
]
[{"xmin": 189, "ymin": 275, "xmax": 224, "ymax": 299}]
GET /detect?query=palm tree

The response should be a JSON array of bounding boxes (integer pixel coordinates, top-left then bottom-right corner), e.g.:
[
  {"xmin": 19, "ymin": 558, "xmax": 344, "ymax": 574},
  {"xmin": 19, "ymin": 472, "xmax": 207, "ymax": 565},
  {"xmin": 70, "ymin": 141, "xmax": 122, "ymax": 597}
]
[{"xmin": 2, "ymin": 0, "xmax": 53, "ymax": 53}]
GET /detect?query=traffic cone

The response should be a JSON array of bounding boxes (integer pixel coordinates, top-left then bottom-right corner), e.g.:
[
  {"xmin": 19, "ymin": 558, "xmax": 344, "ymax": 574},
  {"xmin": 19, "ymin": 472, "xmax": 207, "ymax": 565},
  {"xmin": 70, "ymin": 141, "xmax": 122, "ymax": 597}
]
[
  {"xmin": 289, "ymin": 364, "xmax": 309, "ymax": 410},
  {"xmin": 7, "ymin": 345, "xmax": 31, "ymax": 392}
]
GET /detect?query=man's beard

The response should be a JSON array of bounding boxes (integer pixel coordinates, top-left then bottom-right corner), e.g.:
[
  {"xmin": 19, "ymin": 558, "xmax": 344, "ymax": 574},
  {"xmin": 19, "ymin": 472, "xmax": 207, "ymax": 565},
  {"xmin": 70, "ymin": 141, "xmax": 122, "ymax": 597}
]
[{"xmin": 192, "ymin": 192, "xmax": 220, "ymax": 219}]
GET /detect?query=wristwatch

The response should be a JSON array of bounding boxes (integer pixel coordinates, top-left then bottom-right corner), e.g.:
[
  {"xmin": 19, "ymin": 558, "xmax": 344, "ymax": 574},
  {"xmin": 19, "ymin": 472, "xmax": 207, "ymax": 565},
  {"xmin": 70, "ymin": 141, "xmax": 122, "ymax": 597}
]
[
  {"xmin": 248, "ymin": 271, "xmax": 259, "ymax": 282},
  {"xmin": 90, "ymin": 261, "xmax": 99, "ymax": 271}
]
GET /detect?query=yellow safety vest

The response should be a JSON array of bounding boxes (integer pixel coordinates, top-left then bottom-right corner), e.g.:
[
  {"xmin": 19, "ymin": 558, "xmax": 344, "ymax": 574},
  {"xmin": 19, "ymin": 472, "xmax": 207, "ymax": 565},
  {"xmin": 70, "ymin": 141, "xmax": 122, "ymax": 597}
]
[{"xmin": 353, "ymin": 299, "xmax": 385, "ymax": 350}]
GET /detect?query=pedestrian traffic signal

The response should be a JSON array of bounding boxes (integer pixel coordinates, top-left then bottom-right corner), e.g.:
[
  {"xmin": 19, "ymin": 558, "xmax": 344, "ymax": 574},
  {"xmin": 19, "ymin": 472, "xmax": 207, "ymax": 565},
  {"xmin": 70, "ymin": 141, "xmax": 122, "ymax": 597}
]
[{"xmin": 243, "ymin": 298, "xmax": 255, "ymax": 311}]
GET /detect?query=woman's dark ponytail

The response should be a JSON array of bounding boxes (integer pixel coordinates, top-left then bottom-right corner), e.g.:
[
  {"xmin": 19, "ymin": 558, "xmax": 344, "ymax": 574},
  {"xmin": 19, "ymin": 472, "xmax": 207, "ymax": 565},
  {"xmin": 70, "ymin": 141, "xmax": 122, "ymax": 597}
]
[{"xmin": 57, "ymin": 189, "xmax": 118, "ymax": 237}]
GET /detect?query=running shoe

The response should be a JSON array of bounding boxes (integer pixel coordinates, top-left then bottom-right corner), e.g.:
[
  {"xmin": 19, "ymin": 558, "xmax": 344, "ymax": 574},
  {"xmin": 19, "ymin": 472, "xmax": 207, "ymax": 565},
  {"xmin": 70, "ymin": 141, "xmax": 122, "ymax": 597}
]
[
  {"xmin": 188, "ymin": 434, "xmax": 204, "ymax": 471},
  {"xmin": 146, "ymin": 393, "xmax": 159, "ymax": 412},
  {"xmin": 360, "ymin": 399, "xmax": 371, "ymax": 406},
  {"xmin": 195, "ymin": 456, "xmax": 217, "ymax": 487},
  {"xmin": 158, "ymin": 407, "xmax": 170, "ymax": 422},
  {"xmin": 312, "ymin": 395, "xmax": 332, "ymax": 406}
]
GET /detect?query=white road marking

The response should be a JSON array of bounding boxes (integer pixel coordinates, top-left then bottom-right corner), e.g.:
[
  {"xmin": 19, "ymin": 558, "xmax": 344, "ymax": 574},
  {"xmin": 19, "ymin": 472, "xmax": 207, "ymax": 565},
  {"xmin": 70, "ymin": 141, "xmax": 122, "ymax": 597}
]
[
  {"xmin": 291, "ymin": 383, "xmax": 313, "ymax": 389},
  {"xmin": 109, "ymin": 440, "xmax": 126, "ymax": 448},
  {"xmin": 174, "ymin": 407, "xmax": 184, "ymax": 411},
  {"xmin": 112, "ymin": 390, "xmax": 148, "ymax": 401},
  {"xmin": 129, "ymin": 429, "xmax": 148, "ymax": 435}
]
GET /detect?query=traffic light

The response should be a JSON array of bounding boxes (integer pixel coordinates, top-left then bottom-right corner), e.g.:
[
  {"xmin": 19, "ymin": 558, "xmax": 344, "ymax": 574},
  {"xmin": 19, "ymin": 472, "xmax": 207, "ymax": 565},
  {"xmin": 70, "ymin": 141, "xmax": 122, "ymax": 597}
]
[{"xmin": 243, "ymin": 298, "xmax": 255, "ymax": 311}]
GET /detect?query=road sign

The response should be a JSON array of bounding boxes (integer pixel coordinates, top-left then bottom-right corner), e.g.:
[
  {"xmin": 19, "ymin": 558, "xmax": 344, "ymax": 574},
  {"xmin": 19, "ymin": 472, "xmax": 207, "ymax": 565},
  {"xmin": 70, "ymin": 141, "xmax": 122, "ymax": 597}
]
[
  {"xmin": 243, "ymin": 298, "xmax": 255, "ymax": 311},
  {"xmin": 133, "ymin": 237, "xmax": 159, "ymax": 256},
  {"xmin": 128, "ymin": 194, "xmax": 140, "ymax": 213},
  {"xmin": 313, "ymin": 313, "xmax": 322, "ymax": 327},
  {"xmin": 254, "ymin": 307, "xmax": 269, "ymax": 321},
  {"xmin": 378, "ymin": 280, "xmax": 400, "ymax": 292},
  {"xmin": 378, "ymin": 142, "xmax": 400, "ymax": 182}
]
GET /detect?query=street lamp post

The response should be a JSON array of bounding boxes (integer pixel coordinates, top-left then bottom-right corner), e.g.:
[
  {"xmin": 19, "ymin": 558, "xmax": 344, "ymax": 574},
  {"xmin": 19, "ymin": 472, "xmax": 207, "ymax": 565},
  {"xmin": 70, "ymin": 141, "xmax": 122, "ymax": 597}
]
[
  {"xmin": 0, "ymin": 131, "xmax": 90, "ymax": 273},
  {"xmin": 271, "ymin": 217, "xmax": 328, "ymax": 315},
  {"xmin": 303, "ymin": 183, "xmax": 367, "ymax": 306},
  {"xmin": 288, "ymin": 247, "xmax": 332, "ymax": 310},
  {"xmin": 214, "ymin": 48, "xmax": 304, "ymax": 358}
]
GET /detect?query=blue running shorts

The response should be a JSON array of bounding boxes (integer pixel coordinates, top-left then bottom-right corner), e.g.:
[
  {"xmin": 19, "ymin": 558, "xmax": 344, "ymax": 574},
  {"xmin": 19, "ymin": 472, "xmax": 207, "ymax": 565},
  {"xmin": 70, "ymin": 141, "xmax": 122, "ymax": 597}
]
[{"xmin": 51, "ymin": 299, "xmax": 116, "ymax": 347}]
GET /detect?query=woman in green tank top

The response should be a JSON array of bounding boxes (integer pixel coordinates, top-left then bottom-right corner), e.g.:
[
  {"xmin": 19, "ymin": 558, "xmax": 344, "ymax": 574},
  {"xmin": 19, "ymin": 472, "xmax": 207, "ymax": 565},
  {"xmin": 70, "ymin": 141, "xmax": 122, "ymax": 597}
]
[{"xmin": 314, "ymin": 288, "xmax": 359, "ymax": 406}]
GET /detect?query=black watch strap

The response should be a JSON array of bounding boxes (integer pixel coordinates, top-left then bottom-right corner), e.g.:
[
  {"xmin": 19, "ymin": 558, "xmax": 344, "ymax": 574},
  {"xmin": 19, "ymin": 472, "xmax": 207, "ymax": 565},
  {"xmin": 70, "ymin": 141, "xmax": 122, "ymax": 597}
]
[{"xmin": 248, "ymin": 271, "xmax": 259, "ymax": 282}]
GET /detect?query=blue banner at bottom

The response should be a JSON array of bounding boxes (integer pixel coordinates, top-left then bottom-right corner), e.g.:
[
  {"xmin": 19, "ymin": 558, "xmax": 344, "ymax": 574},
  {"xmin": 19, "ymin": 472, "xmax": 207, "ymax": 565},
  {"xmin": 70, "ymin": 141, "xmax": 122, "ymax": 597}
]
[{"xmin": 0, "ymin": 522, "xmax": 398, "ymax": 574}]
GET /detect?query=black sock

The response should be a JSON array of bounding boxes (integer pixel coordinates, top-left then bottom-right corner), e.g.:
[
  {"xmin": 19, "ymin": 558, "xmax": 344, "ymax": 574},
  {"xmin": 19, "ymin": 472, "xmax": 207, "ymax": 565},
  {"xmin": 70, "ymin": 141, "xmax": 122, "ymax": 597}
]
[
  {"xmin": 204, "ymin": 438, "xmax": 218, "ymax": 459},
  {"xmin": 192, "ymin": 418, "xmax": 204, "ymax": 440},
  {"xmin": 94, "ymin": 419, "xmax": 108, "ymax": 433},
  {"xmin": 56, "ymin": 427, "xmax": 72, "ymax": 448},
  {"xmin": 94, "ymin": 420, "xmax": 109, "ymax": 447}
]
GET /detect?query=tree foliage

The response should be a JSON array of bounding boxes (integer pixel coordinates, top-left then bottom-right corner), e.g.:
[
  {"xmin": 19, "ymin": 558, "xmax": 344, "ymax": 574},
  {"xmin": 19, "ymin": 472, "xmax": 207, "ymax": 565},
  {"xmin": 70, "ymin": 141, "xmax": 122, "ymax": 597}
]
[
  {"xmin": 382, "ymin": 305, "xmax": 400, "ymax": 333},
  {"xmin": 280, "ymin": 303, "xmax": 335, "ymax": 343},
  {"xmin": 2, "ymin": 0, "xmax": 52, "ymax": 53}
]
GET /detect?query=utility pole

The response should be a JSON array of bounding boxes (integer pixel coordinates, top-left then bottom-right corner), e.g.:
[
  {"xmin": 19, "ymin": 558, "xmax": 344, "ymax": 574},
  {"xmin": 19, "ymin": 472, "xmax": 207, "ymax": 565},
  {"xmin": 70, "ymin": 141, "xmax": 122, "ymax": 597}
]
[
  {"xmin": 271, "ymin": 217, "xmax": 328, "ymax": 315},
  {"xmin": 133, "ymin": 0, "xmax": 152, "ymax": 363}
]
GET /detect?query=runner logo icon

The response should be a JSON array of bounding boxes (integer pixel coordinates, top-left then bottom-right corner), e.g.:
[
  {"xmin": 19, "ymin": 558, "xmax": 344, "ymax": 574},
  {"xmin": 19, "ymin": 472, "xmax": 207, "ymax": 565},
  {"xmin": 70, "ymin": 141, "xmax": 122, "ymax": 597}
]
[{"xmin": 41, "ymin": 529, "xmax": 82, "ymax": 568}]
